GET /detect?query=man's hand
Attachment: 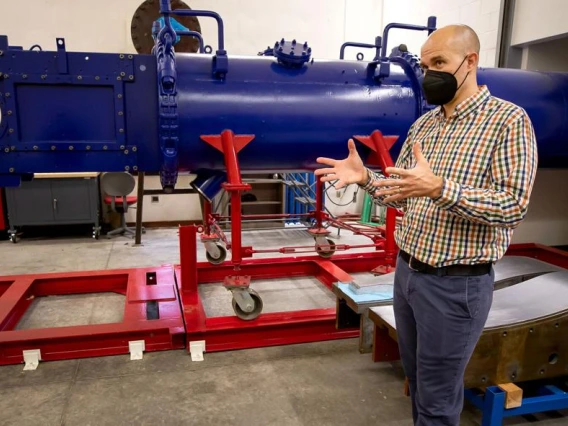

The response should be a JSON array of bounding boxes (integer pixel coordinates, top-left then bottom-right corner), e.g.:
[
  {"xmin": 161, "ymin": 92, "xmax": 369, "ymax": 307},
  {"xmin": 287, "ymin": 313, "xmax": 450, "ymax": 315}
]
[
  {"xmin": 314, "ymin": 139, "xmax": 368, "ymax": 188},
  {"xmin": 373, "ymin": 143, "xmax": 443, "ymax": 203}
]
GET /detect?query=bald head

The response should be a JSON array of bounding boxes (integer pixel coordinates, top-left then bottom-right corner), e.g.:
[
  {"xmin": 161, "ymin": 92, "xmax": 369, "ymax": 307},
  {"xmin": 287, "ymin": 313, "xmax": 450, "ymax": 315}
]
[
  {"xmin": 419, "ymin": 24, "xmax": 481, "ymax": 109},
  {"xmin": 422, "ymin": 24, "xmax": 480, "ymax": 57}
]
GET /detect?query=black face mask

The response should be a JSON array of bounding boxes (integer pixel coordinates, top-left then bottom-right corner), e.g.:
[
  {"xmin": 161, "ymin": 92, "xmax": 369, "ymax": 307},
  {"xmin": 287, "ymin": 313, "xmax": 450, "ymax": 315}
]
[{"xmin": 421, "ymin": 56, "xmax": 469, "ymax": 106}]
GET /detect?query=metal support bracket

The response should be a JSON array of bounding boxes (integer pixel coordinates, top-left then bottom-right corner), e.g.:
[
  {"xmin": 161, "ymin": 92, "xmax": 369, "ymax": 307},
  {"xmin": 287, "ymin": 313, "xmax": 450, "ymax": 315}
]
[
  {"xmin": 129, "ymin": 340, "xmax": 145, "ymax": 360},
  {"xmin": 23, "ymin": 349, "xmax": 41, "ymax": 370},
  {"xmin": 56, "ymin": 38, "xmax": 68, "ymax": 74}
]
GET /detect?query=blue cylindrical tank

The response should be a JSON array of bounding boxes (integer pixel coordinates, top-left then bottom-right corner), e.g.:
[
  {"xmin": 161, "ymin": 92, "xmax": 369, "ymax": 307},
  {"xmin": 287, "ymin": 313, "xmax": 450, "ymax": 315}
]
[
  {"xmin": 169, "ymin": 53, "xmax": 568, "ymax": 174},
  {"xmin": 477, "ymin": 68, "xmax": 568, "ymax": 168},
  {"xmin": 173, "ymin": 54, "xmax": 423, "ymax": 172}
]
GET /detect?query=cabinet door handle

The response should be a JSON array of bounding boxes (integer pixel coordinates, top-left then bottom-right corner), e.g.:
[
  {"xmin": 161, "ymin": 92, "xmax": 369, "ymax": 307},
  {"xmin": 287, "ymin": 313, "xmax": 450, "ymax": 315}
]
[{"xmin": 53, "ymin": 198, "xmax": 58, "ymax": 210}]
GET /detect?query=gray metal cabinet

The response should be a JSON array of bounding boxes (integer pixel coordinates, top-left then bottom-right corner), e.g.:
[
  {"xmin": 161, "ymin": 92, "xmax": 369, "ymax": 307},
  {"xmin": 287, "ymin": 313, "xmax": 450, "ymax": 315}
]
[{"xmin": 5, "ymin": 175, "xmax": 101, "ymax": 242}]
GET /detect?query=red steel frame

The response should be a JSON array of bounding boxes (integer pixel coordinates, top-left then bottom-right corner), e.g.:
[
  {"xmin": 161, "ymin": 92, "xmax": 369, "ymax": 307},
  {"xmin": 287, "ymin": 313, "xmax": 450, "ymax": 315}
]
[
  {"xmin": 199, "ymin": 130, "xmax": 402, "ymax": 273},
  {"xmin": 175, "ymin": 224, "xmax": 391, "ymax": 353},
  {"xmin": 1, "ymin": 127, "xmax": 566, "ymax": 365},
  {"xmin": 0, "ymin": 267, "xmax": 185, "ymax": 365}
]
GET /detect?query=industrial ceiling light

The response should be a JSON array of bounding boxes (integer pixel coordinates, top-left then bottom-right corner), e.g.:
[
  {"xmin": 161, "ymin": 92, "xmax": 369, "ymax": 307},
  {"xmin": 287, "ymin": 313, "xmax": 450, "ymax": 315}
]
[{"xmin": 190, "ymin": 169, "xmax": 227, "ymax": 203}]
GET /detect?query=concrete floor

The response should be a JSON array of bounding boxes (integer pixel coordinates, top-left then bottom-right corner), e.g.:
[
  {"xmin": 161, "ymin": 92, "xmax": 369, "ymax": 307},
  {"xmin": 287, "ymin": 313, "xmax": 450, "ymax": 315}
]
[{"xmin": 0, "ymin": 226, "xmax": 567, "ymax": 426}]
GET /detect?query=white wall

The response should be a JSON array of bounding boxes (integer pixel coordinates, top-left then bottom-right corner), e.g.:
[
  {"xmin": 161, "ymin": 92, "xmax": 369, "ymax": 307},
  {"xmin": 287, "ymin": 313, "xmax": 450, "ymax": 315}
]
[
  {"xmin": 511, "ymin": 0, "xmax": 568, "ymax": 46},
  {"xmin": 381, "ymin": 0, "xmax": 503, "ymax": 67},
  {"xmin": 121, "ymin": 174, "xmax": 202, "ymax": 224}
]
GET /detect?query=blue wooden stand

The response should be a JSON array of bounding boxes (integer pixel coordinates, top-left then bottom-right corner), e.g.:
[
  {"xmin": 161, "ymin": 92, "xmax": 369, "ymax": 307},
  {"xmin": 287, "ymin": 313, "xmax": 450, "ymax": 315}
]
[{"xmin": 465, "ymin": 384, "xmax": 568, "ymax": 426}]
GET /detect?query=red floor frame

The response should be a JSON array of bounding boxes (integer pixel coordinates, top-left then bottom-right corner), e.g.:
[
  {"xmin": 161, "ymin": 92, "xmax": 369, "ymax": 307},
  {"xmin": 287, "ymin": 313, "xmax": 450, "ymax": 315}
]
[{"xmin": 0, "ymin": 266, "xmax": 185, "ymax": 365}]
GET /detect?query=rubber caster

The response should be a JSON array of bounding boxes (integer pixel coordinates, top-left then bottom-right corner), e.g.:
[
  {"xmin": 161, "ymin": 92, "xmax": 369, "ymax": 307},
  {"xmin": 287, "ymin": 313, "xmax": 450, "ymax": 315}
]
[
  {"xmin": 206, "ymin": 243, "xmax": 227, "ymax": 265},
  {"xmin": 93, "ymin": 228, "xmax": 101, "ymax": 240},
  {"xmin": 9, "ymin": 234, "xmax": 19, "ymax": 244},
  {"xmin": 232, "ymin": 289, "xmax": 263, "ymax": 321},
  {"xmin": 316, "ymin": 238, "xmax": 335, "ymax": 258}
]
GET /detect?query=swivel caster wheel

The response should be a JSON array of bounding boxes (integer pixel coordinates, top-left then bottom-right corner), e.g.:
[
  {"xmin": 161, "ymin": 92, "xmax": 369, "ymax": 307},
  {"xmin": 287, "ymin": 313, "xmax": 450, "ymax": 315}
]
[
  {"xmin": 205, "ymin": 243, "xmax": 227, "ymax": 265},
  {"xmin": 9, "ymin": 234, "xmax": 20, "ymax": 244},
  {"xmin": 92, "ymin": 227, "xmax": 101, "ymax": 240},
  {"xmin": 231, "ymin": 288, "xmax": 263, "ymax": 321},
  {"xmin": 316, "ymin": 238, "xmax": 335, "ymax": 258}
]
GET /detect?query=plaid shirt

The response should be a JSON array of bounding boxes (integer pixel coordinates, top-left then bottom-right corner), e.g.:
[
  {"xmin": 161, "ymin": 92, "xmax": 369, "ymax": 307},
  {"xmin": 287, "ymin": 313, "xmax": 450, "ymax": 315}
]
[{"xmin": 360, "ymin": 85, "xmax": 538, "ymax": 267}]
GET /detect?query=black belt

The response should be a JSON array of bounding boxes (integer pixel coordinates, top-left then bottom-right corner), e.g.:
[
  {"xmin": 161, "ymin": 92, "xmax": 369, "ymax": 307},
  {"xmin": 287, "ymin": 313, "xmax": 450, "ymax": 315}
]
[{"xmin": 399, "ymin": 250, "xmax": 491, "ymax": 277}]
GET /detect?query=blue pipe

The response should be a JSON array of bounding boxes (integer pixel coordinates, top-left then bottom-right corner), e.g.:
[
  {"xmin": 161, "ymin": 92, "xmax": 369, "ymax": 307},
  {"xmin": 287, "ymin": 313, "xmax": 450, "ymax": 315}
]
[
  {"xmin": 177, "ymin": 30, "xmax": 204, "ymax": 53},
  {"xmin": 340, "ymin": 36, "xmax": 382, "ymax": 60},
  {"xmin": 168, "ymin": 9, "xmax": 225, "ymax": 53},
  {"xmin": 380, "ymin": 16, "xmax": 436, "ymax": 61}
]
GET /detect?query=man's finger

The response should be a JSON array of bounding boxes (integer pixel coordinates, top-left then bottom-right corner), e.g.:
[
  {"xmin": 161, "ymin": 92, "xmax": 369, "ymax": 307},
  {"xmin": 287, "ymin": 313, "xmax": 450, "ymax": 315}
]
[
  {"xmin": 385, "ymin": 167, "xmax": 409, "ymax": 176},
  {"xmin": 374, "ymin": 187, "xmax": 403, "ymax": 198},
  {"xmin": 383, "ymin": 194, "xmax": 405, "ymax": 204},
  {"xmin": 347, "ymin": 138, "xmax": 356, "ymax": 152},
  {"xmin": 319, "ymin": 174, "xmax": 338, "ymax": 183},
  {"xmin": 314, "ymin": 167, "xmax": 336, "ymax": 176},
  {"xmin": 316, "ymin": 157, "xmax": 337, "ymax": 166},
  {"xmin": 372, "ymin": 179, "xmax": 404, "ymax": 188}
]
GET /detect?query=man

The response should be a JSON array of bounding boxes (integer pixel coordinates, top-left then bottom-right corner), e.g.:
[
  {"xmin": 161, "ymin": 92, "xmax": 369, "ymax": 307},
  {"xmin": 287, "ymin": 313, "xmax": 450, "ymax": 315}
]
[{"xmin": 315, "ymin": 25, "xmax": 537, "ymax": 425}]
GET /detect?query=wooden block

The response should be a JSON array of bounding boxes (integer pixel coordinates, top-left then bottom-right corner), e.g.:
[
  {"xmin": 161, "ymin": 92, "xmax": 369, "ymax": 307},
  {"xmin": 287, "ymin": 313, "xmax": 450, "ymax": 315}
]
[{"xmin": 497, "ymin": 383, "xmax": 523, "ymax": 409}]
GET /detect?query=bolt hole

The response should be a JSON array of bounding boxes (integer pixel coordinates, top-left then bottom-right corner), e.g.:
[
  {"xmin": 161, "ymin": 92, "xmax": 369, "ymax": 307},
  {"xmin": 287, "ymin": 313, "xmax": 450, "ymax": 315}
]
[
  {"xmin": 549, "ymin": 353, "xmax": 559, "ymax": 364},
  {"xmin": 140, "ymin": 64, "xmax": 146, "ymax": 71}
]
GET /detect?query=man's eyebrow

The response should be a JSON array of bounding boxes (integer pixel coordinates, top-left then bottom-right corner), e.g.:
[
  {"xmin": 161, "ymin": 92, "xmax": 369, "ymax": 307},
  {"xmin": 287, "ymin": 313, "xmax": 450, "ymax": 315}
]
[{"xmin": 420, "ymin": 55, "xmax": 446, "ymax": 67}]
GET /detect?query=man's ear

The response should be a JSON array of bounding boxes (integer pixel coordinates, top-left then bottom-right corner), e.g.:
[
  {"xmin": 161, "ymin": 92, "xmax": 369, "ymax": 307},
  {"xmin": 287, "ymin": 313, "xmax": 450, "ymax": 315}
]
[{"xmin": 467, "ymin": 52, "xmax": 479, "ymax": 69}]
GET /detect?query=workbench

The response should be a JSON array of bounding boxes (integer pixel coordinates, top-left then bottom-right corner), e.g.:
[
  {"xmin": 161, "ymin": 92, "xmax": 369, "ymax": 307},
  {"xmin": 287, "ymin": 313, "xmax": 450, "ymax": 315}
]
[{"xmin": 5, "ymin": 173, "xmax": 101, "ymax": 242}]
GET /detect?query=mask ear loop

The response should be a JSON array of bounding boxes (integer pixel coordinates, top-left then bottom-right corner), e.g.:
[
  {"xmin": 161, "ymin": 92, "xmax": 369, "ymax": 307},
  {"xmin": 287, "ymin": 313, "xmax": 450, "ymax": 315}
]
[{"xmin": 454, "ymin": 55, "xmax": 471, "ymax": 91}]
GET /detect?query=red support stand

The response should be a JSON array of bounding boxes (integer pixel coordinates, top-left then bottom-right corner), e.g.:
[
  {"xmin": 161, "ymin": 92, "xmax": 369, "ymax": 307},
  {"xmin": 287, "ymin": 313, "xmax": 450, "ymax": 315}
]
[
  {"xmin": 176, "ymin": 223, "xmax": 381, "ymax": 353},
  {"xmin": 354, "ymin": 130, "xmax": 401, "ymax": 273}
]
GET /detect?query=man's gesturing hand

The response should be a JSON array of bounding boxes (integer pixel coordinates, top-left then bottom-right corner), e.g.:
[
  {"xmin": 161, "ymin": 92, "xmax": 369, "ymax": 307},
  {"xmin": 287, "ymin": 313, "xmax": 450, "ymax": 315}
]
[
  {"xmin": 373, "ymin": 143, "xmax": 444, "ymax": 204},
  {"xmin": 314, "ymin": 139, "xmax": 368, "ymax": 188}
]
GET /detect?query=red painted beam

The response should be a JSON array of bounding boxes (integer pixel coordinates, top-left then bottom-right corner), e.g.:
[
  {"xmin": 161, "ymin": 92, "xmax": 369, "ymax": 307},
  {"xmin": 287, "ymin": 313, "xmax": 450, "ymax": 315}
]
[{"xmin": 0, "ymin": 266, "xmax": 185, "ymax": 365}]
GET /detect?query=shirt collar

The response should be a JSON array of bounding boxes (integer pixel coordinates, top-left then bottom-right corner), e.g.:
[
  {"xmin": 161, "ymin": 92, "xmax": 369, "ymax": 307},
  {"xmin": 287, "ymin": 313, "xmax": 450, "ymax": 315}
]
[{"xmin": 434, "ymin": 85, "xmax": 491, "ymax": 121}]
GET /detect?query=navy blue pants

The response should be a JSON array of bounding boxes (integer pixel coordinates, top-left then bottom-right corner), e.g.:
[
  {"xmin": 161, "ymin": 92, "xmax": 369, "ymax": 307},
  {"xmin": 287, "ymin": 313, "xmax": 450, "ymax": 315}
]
[{"xmin": 393, "ymin": 254, "xmax": 494, "ymax": 425}]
